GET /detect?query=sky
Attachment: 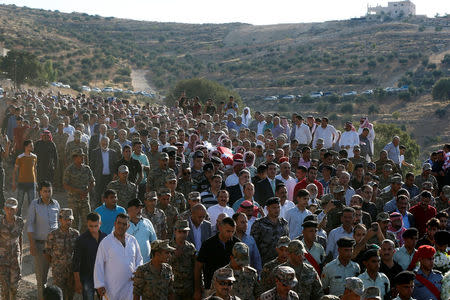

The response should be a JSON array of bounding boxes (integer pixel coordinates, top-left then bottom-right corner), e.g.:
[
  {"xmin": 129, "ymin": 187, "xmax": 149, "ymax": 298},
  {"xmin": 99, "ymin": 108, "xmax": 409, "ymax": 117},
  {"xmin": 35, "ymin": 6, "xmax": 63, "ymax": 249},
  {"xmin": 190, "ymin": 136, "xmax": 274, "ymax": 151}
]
[{"xmin": 0, "ymin": 0, "xmax": 448, "ymax": 25}]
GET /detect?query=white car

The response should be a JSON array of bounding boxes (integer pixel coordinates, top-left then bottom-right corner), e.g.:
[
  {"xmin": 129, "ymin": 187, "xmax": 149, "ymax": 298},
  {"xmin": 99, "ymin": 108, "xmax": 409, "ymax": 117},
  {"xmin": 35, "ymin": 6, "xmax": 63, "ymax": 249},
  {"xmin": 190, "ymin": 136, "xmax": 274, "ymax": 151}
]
[
  {"xmin": 81, "ymin": 86, "xmax": 91, "ymax": 92},
  {"xmin": 264, "ymin": 96, "xmax": 278, "ymax": 101},
  {"xmin": 310, "ymin": 92, "xmax": 323, "ymax": 98},
  {"xmin": 62, "ymin": 84, "xmax": 71, "ymax": 89},
  {"xmin": 281, "ymin": 95, "xmax": 295, "ymax": 100},
  {"xmin": 342, "ymin": 91, "xmax": 357, "ymax": 97},
  {"xmin": 92, "ymin": 87, "xmax": 101, "ymax": 93},
  {"xmin": 361, "ymin": 89, "xmax": 373, "ymax": 95},
  {"xmin": 102, "ymin": 87, "xmax": 114, "ymax": 93}
]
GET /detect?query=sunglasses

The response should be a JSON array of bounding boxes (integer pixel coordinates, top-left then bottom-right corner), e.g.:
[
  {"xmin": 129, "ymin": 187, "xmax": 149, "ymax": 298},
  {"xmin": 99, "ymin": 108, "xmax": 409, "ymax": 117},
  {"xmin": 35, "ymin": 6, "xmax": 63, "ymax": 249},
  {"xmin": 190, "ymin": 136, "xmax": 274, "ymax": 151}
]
[{"xmin": 217, "ymin": 281, "xmax": 233, "ymax": 287}]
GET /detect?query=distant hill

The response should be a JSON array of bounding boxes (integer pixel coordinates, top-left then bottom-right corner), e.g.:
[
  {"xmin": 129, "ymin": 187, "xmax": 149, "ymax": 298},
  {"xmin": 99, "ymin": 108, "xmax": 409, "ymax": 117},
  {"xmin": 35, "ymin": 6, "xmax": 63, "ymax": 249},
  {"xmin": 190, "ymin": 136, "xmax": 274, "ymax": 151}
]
[{"xmin": 0, "ymin": 4, "xmax": 449, "ymax": 99}]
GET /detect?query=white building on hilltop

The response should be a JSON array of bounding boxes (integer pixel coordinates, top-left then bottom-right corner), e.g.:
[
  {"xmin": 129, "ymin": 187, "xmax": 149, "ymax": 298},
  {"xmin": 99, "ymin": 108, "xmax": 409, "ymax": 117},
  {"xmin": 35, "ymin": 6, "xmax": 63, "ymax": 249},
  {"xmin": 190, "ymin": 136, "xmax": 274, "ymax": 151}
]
[{"xmin": 367, "ymin": 0, "xmax": 416, "ymax": 18}]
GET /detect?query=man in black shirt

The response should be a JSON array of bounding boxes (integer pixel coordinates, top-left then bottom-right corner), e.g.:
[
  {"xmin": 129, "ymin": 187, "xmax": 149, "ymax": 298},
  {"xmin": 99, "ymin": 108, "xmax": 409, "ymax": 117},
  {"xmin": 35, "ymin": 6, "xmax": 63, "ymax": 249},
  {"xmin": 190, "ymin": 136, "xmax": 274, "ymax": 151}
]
[
  {"xmin": 73, "ymin": 212, "xmax": 107, "ymax": 299},
  {"xmin": 379, "ymin": 239, "xmax": 402, "ymax": 299},
  {"xmin": 114, "ymin": 145, "xmax": 142, "ymax": 185},
  {"xmin": 194, "ymin": 217, "xmax": 239, "ymax": 300}
]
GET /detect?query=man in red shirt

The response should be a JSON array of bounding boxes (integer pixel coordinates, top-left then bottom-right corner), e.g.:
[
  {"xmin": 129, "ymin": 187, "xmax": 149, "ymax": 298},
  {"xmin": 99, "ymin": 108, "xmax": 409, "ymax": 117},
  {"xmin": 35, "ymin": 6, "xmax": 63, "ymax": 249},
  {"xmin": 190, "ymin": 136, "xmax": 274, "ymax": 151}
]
[
  {"xmin": 409, "ymin": 191, "xmax": 436, "ymax": 237},
  {"xmin": 293, "ymin": 166, "xmax": 324, "ymax": 199}
]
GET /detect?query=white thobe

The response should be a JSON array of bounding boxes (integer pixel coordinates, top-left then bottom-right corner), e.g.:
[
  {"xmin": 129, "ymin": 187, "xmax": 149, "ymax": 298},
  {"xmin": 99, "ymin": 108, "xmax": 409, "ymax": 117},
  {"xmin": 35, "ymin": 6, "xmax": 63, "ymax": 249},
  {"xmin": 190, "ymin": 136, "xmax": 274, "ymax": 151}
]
[
  {"xmin": 339, "ymin": 131, "xmax": 360, "ymax": 158},
  {"xmin": 313, "ymin": 125, "xmax": 337, "ymax": 149},
  {"xmin": 94, "ymin": 233, "xmax": 143, "ymax": 300},
  {"xmin": 294, "ymin": 123, "xmax": 312, "ymax": 145}
]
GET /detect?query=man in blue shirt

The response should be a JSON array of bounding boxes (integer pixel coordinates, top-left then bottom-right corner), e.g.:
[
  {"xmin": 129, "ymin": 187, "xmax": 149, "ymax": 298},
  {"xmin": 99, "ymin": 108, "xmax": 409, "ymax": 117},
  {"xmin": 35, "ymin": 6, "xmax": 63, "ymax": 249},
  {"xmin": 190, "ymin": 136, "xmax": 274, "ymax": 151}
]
[
  {"xmin": 384, "ymin": 136, "xmax": 401, "ymax": 167},
  {"xmin": 413, "ymin": 245, "xmax": 443, "ymax": 300},
  {"xmin": 94, "ymin": 189, "xmax": 126, "ymax": 234}
]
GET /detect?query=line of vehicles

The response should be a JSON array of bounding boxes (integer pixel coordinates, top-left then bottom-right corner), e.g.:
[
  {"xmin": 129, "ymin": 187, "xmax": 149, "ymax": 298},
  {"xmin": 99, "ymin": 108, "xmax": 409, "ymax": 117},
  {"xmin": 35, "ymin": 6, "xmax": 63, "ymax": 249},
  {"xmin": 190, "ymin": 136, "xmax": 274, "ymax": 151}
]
[
  {"xmin": 50, "ymin": 82, "xmax": 156, "ymax": 98},
  {"xmin": 263, "ymin": 85, "xmax": 409, "ymax": 101}
]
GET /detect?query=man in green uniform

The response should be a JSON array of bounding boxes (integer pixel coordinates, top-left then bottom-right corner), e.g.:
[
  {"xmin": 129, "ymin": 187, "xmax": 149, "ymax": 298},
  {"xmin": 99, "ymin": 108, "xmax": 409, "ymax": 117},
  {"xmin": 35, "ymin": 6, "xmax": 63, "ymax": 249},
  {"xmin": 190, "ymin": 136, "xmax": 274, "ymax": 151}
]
[
  {"xmin": 53, "ymin": 121, "xmax": 69, "ymax": 190},
  {"xmin": 259, "ymin": 266, "xmax": 299, "ymax": 300},
  {"xmin": 166, "ymin": 173, "xmax": 187, "ymax": 213},
  {"xmin": 142, "ymin": 191, "xmax": 167, "ymax": 239},
  {"xmin": 157, "ymin": 187, "xmax": 179, "ymax": 238},
  {"xmin": 259, "ymin": 236, "xmax": 290, "ymax": 294},
  {"xmin": 106, "ymin": 165, "xmax": 138, "ymax": 208},
  {"xmin": 65, "ymin": 130, "xmax": 88, "ymax": 165},
  {"xmin": 147, "ymin": 152, "xmax": 176, "ymax": 192}
]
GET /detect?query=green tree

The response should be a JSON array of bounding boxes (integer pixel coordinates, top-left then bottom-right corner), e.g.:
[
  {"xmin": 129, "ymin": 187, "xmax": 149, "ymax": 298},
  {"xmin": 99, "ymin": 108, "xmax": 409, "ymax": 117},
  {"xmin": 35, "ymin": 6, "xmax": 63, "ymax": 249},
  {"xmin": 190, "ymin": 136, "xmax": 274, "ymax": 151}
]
[
  {"xmin": 432, "ymin": 77, "xmax": 450, "ymax": 100},
  {"xmin": 0, "ymin": 50, "xmax": 42, "ymax": 87},
  {"xmin": 166, "ymin": 78, "xmax": 243, "ymax": 108},
  {"xmin": 41, "ymin": 60, "xmax": 58, "ymax": 82}
]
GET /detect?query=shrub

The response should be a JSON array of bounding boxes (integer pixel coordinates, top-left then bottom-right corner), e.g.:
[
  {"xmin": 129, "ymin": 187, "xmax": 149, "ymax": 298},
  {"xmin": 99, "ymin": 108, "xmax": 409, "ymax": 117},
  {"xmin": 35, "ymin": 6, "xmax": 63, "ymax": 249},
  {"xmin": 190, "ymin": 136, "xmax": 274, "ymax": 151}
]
[
  {"xmin": 340, "ymin": 103, "xmax": 354, "ymax": 114},
  {"xmin": 398, "ymin": 91, "xmax": 411, "ymax": 101},
  {"xmin": 368, "ymin": 104, "xmax": 379, "ymax": 115},
  {"xmin": 432, "ymin": 77, "xmax": 450, "ymax": 100},
  {"xmin": 435, "ymin": 108, "xmax": 446, "ymax": 119}
]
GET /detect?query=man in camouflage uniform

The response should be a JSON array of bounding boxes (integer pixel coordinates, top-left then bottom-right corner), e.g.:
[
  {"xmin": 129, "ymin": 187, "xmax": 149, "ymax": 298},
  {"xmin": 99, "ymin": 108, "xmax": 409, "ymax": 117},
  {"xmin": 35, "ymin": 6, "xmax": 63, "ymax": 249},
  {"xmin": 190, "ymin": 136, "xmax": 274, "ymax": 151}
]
[
  {"xmin": 147, "ymin": 152, "xmax": 176, "ymax": 192},
  {"xmin": 178, "ymin": 191, "xmax": 202, "ymax": 221},
  {"xmin": 251, "ymin": 197, "xmax": 289, "ymax": 264},
  {"xmin": 106, "ymin": 129, "xmax": 122, "ymax": 155},
  {"xmin": 349, "ymin": 145, "xmax": 367, "ymax": 172},
  {"xmin": 133, "ymin": 239, "xmax": 175, "ymax": 300},
  {"xmin": 44, "ymin": 208, "xmax": 80, "ymax": 300},
  {"xmin": 378, "ymin": 164, "xmax": 394, "ymax": 190},
  {"xmin": 414, "ymin": 163, "xmax": 439, "ymax": 192},
  {"xmin": 0, "ymin": 198, "xmax": 24, "ymax": 300},
  {"xmin": 166, "ymin": 173, "xmax": 187, "ymax": 213},
  {"xmin": 177, "ymin": 165, "xmax": 194, "ymax": 199},
  {"xmin": 63, "ymin": 148, "xmax": 95, "ymax": 233},
  {"xmin": 259, "ymin": 236, "xmax": 291, "ymax": 295},
  {"xmin": 52, "ymin": 121, "xmax": 69, "ymax": 190},
  {"xmin": 204, "ymin": 267, "xmax": 241, "ymax": 300},
  {"xmin": 142, "ymin": 191, "xmax": 168, "ymax": 239},
  {"xmin": 259, "ymin": 266, "xmax": 299, "ymax": 300},
  {"xmin": 65, "ymin": 130, "xmax": 88, "ymax": 165},
  {"xmin": 106, "ymin": 165, "xmax": 138, "ymax": 208},
  {"xmin": 323, "ymin": 185, "xmax": 346, "ymax": 232},
  {"xmin": 278, "ymin": 240, "xmax": 323, "ymax": 299},
  {"xmin": 156, "ymin": 187, "xmax": 179, "ymax": 238},
  {"xmin": 169, "ymin": 220, "xmax": 196, "ymax": 299},
  {"xmin": 147, "ymin": 139, "xmax": 160, "ymax": 169}
]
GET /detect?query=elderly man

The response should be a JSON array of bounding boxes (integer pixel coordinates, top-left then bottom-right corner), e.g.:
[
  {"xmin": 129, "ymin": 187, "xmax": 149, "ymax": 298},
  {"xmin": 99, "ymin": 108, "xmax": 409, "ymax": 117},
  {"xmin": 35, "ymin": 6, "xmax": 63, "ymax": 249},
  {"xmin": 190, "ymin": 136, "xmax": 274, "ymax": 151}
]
[
  {"xmin": 384, "ymin": 136, "xmax": 401, "ymax": 168},
  {"xmin": 276, "ymin": 161, "xmax": 297, "ymax": 201},
  {"xmin": 94, "ymin": 213, "xmax": 143, "ymax": 300},
  {"xmin": 187, "ymin": 204, "xmax": 212, "ymax": 251}
]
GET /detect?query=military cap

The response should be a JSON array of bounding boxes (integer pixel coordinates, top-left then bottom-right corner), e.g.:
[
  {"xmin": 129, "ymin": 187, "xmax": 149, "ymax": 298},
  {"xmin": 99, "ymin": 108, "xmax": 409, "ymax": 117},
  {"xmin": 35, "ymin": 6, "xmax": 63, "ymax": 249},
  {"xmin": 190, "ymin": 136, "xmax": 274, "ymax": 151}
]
[
  {"xmin": 145, "ymin": 191, "xmax": 158, "ymax": 200},
  {"xmin": 394, "ymin": 271, "xmax": 416, "ymax": 286},
  {"xmin": 376, "ymin": 212, "xmax": 390, "ymax": 222},
  {"xmin": 266, "ymin": 197, "xmax": 280, "ymax": 206},
  {"xmin": 193, "ymin": 151, "xmax": 204, "ymax": 159},
  {"xmin": 118, "ymin": 165, "xmax": 129, "ymax": 173},
  {"xmin": 159, "ymin": 152, "xmax": 169, "ymax": 160},
  {"xmin": 174, "ymin": 219, "xmax": 190, "ymax": 231},
  {"xmin": 211, "ymin": 156, "xmax": 222, "ymax": 164},
  {"xmin": 402, "ymin": 227, "xmax": 418, "ymax": 239},
  {"xmin": 165, "ymin": 173, "xmax": 177, "ymax": 182},
  {"xmin": 333, "ymin": 185, "xmax": 345, "ymax": 193},
  {"xmin": 320, "ymin": 296, "xmax": 340, "ymax": 300},
  {"xmin": 337, "ymin": 237, "xmax": 356, "ymax": 248},
  {"xmin": 368, "ymin": 181, "xmax": 378, "ymax": 187},
  {"xmin": 188, "ymin": 191, "xmax": 201, "ymax": 201},
  {"xmin": 353, "ymin": 145, "xmax": 361, "ymax": 151},
  {"xmin": 150, "ymin": 139, "xmax": 159, "ymax": 146},
  {"xmin": 442, "ymin": 185, "xmax": 450, "ymax": 198},
  {"xmin": 59, "ymin": 208, "xmax": 74, "ymax": 220},
  {"xmin": 345, "ymin": 277, "xmax": 364, "ymax": 296},
  {"xmin": 203, "ymin": 163, "xmax": 214, "ymax": 172},
  {"xmin": 127, "ymin": 198, "xmax": 144, "ymax": 208},
  {"xmin": 232, "ymin": 242, "xmax": 250, "ymax": 266},
  {"xmin": 390, "ymin": 176, "xmax": 402, "ymax": 184},
  {"xmin": 422, "ymin": 163, "xmax": 432, "ymax": 171},
  {"xmin": 72, "ymin": 148, "xmax": 85, "ymax": 157},
  {"xmin": 158, "ymin": 187, "xmax": 171, "ymax": 196},
  {"xmin": 316, "ymin": 138, "xmax": 324, "ymax": 145},
  {"xmin": 274, "ymin": 266, "xmax": 298, "ymax": 287},
  {"xmin": 422, "ymin": 181, "xmax": 433, "ymax": 189},
  {"xmin": 287, "ymin": 239, "xmax": 305, "ymax": 255},
  {"xmin": 277, "ymin": 236, "xmax": 291, "ymax": 248},
  {"xmin": 5, "ymin": 197, "xmax": 18, "ymax": 209},
  {"xmin": 302, "ymin": 220, "xmax": 318, "ymax": 228},
  {"xmin": 367, "ymin": 162, "xmax": 376, "ymax": 169},
  {"xmin": 383, "ymin": 164, "xmax": 393, "ymax": 172},
  {"xmin": 434, "ymin": 230, "xmax": 450, "ymax": 246},
  {"xmin": 416, "ymin": 245, "xmax": 436, "ymax": 259},
  {"xmin": 151, "ymin": 239, "xmax": 176, "ymax": 252},
  {"xmin": 362, "ymin": 286, "xmax": 381, "ymax": 300},
  {"xmin": 320, "ymin": 194, "xmax": 333, "ymax": 205},
  {"xmin": 340, "ymin": 158, "xmax": 350, "ymax": 164},
  {"xmin": 363, "ymin": 249, "xmax": 379, "ymax": 261},
  {"xmin": 213, "ymin": 267, "xmax": 236, "ymax": 282}
]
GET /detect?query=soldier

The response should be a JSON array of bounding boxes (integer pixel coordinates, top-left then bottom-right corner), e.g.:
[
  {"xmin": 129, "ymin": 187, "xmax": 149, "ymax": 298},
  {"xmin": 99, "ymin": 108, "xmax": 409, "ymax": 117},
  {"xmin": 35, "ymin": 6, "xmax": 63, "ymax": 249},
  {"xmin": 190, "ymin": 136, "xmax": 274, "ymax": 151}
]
[
  {"xmin": 156, "ymin": 187, "xmax": 179, "ymax": 238},
  {"xmin": 0, "ymin": 198, "xmax": 24, "ymax": 300},
  {"xmin": 166, "ymin": 173, "xmax": 187, "ymax": 213},
  {"xmin": 251, "ymin": 197, "xmax": 289, "ymax": 264},
  {"xmin": 45, "ymin": 208, "xmax": 80, "ymax": 300},
  {"xmin": 53, "ymin": 121, "xmax": 69, "ymax": 190},
  {"xmin": 106, "ymin": 165, "xmax": 138, "ymax": 208},
  {"xmin": 259, "ymin": 266, "xmax": 299, "ymax": 300},
  {"xmin": 169, "ymin": 220, "xmax": 196, "ymax": 299},
  {"xmin": 277, "ymin": 240, "xmax": 323, "ymax": 299},
  {"xmin": 342, "ymin": 277, "xmax": 364, "ymax": 299},
  {"xmin": 178, "ymin": 191, "xmax": 202, "ymax": 221},
  {"xmin": 378, "ymin": 164, "xmax": 394, "ymax": 190},
  {"xmin": 147, "ymin": 152, "xmax": 176, "ymax": 192},
  {"xmin": 204, "ymin": 267, "xmax": 241, "ymax": 300},
  {"xmin": 34, "ymin": 130, "xmax": 58, "ymax": 183},
  {"xmin": 374, "ymin": 150, "xmax": 399, "ymax": 176},
  {"xmin": 142, "ymin": 191, "xmax": 168, "ymax": 239},
  {"xmin": 65, "ymin": 130, "xmax": 88, "ymax": 165},
  {"xmin": 177, "ymin": 165, "xmax": 194, "ymax": 199},
  {"xmin": 147, "ymin": 139, "xmax": 160, "ymax": 169},
  {"xmin": 259, "ymin": 236, "xmax": 290, "ymax": 294},
  {"xmin": 63, "ymin": 148, "xmax": 95, "ymax": 232},
  {"xmin": 349, "ymin": 145, "xmax": 367, "ymax": 172},
  {"xmin": 133, "ymin": 239, "xmax": 176, "ymax": 300},
  {"xmin": 412, "ymin": 245, "xmax": 443, "ymax": 300}
]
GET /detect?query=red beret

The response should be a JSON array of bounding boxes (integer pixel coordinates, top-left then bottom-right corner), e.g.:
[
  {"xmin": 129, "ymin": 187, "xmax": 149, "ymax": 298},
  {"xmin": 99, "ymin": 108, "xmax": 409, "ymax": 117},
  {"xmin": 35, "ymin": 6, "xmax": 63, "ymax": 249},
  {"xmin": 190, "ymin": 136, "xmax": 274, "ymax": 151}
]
[
  {"xmin": 279, "ymin": 157, "xmax": 289, "ymax": 163},
  {"xmin": 233, "ymin": 153, "xmax": 244, "ymax": 160},
  {"xmin": 416, "ymin": 245, "xmax": 436, "ymax": 259}
]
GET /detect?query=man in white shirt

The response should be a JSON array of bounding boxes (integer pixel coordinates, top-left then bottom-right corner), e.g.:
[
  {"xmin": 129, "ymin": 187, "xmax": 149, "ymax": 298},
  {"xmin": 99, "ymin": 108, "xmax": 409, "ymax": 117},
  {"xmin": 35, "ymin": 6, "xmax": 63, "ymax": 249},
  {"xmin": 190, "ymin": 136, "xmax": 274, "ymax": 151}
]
[
  {"xmin": 187, "ymin": 204, "xmax": 212, "ymax": 251},
  {"xmin": 339, "ymin": 121, "xmax": 360, "ymax": 158},
  {"xmin": 313, "ymin": 117, "xmax": 337, "ymax": 149},
  {"xmin": 256, "ymin": 113, "xmax": 267, "ymax": 136},
  {"xmin": 94, "ymin": 213, "xmax": 143, "ymax": 300},
  {"xmin": 275, "ymin": 161, "xmax": 297, "ymax": 201},
  {"xmin": 290, "ymin": 115, "xmax": 312, "ymax": 147},
  {"xmin": 207, "ymin": 190, "xmax": 235, "ymax": 231}
]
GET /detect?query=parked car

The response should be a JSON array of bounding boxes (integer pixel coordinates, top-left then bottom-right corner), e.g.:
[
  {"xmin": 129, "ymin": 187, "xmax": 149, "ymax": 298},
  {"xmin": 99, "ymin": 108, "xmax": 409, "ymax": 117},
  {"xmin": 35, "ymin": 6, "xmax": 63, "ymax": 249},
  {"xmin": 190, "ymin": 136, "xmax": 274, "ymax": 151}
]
[
  {"xmin": 91, "ymin": 87, "xmax": 101, "ymax": 93},
  {"xmin": 62, "ymin": 84, "xmax": 71, "ymax": 89},
  {"xmin": 398, "ymin": 85, "xmax": 409, "ymax": 91},
  {"xmin": 310, "ymin": 92, "xmax": 323, "ymax": 98},
  {"xmin": 361, "ymin": 89, "xmax": 373, "ymax": 95},
  {"xmin": 281, "ymin": 95, "xmax": 295, "ymax": 100},
  {"xmin": 264, "ymin": 96, "xmax": 278, "ymax": 101},
  {"xmin": 0, "ymin": 87, "xmax": 4, "ymax": 98},
  {"xmin": 102, "ymin": 87, "xmax": 114, "ymax": 93},
  {"xmin": 322, "ymin": 91, "xmax": 334, "ymax": 97},
  {"xmin": 81, "ymin": 86, "xmax": 91, "ymax": 92},
  {"xmin": 342, "ymin": 91, "xmax": 357, "ymax": 97}
]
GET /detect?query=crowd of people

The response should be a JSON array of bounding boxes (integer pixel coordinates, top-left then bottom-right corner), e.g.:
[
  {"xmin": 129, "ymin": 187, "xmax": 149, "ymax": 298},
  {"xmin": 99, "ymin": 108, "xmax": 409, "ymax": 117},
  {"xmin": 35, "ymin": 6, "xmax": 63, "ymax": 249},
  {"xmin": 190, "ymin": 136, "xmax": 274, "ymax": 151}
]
[{"xmin": 0, "ymin": 89, "xmax": 449, "ymax": 300}]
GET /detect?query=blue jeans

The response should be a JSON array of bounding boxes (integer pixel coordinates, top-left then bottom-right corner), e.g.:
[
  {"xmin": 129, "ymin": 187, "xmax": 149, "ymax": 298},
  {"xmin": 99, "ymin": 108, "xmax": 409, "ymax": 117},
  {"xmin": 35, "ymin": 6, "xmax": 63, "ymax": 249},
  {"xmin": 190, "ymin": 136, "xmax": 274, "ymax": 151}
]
[
  {"xmin": 17, "ymin": 182, "xmax": 36, "ymax": 216},
  {"xmin": 82, "ymin": 278, "xmax": 96, "ymax": 300}
]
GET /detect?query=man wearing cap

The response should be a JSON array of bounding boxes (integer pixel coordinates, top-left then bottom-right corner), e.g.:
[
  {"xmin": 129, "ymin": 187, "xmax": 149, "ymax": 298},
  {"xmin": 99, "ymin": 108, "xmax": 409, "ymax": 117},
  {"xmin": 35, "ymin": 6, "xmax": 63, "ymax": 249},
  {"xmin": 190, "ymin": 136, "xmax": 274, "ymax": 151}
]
[
  {"xmin": 142, "ymin": 191, "xmax": 168, "ymax": 239},
  {"xmin": 259, "ymin": 265, "xmax": 300, "ymax": 300},
  {"xmin": 393, "ymin": 228, "xmax": 419, "ymax": 270},
  {"xmin": 157, "ymin": 187, "xmax": 179, "ymax": 238},
  {"xmin": 63, "ymin": 148, "xmax": 95, "ymax": 232},
  {"xmin": 165, "ymin": 173, "xmax": 187, "ymax": 212},
  {"xmin": 0, "ymin": 198, "xmax": 24, "ymax": 300},
  {"xmin": 435, "ymin": 185, "xmax": 450, "ymax": 212},
  {"xmin": 367, "ymin": 212, "xmax": 398, "ymax": 246},
  {"xmin": 107, "ymin": 164, "xmax": 138, "ymax": 207},
  {"xmin": 133, "ymin": 239, "xmax": 175, "ymax": 300},
  {"xmin": 362, "ymin": 286, "xmax": 382, "ymax": 300},
  {"xmin": 65, "ymin": 130, "xmax": 88, "ymax": 165},
  {"xmin": 410, "ymin": 181, "xmax": 436, "ymax": 207},
  {"xmin": 169, "ymin": 220, "xmax": 197, "ymax": 299},
  {"xmin": 114, "ymin": 144, "xmax": 143, "ymax": 185},
  {"xmin": 342, "ymin": 277, "xmax": 364, "ymax": 300},
  {"xmin": 53, "ymin": 122, "xmax": 69, "ymax": 190},
  {"xmin": 357, "ymin": 249, "xmax": 390, "ymax": 299},
  {"xmin": 258, "ymin": 236, "xmax": 290, "ymax": 294},
  {"xmin": 409, "ymin": 191, "xmax": 437, "ymax": 236},
  {"xmin": 204, "ymin": 267, "xmax": 240, "ymax": 300},
  {"xmin": 45, "ymin": 208, "xmax": 80, "ymax": 299},
  {"xmin": 414, "ymin": 163, "xmax": 438, "ymax": 192},
  {"xmin": 147, "ymin": 152, "xmax": 176, "ymax": 193},
  {"xmin": 393, "ymin": 271, "xmax": 416, "ymax": 300},
  {"xmin": 322, "ymin": 237, "xmax": 360, "ymax": 296},
  {"xmin": 412, "ymin": 245, "xmax": 443, "ymax": 300},
  {"xmin": 126, "ymin": 198, "xmax": 157, "ymax": 263},
  {"xmin": 275, "ymin": 240, "xmax": 323, "ymax": 299},
  {"xmin": 300, "ymin": 220, "xmax": 326, "ymax": 271},
  {"xmin": 377, "ymin": 175, "xmax": 403, "ymax": 212}
]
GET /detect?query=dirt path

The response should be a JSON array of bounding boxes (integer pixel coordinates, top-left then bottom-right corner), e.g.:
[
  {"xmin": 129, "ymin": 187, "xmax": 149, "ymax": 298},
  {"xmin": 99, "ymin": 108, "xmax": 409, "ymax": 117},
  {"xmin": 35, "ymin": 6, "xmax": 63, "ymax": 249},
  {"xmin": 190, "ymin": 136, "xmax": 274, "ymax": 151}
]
[{"xmin": 130, "ymin": 69, "xmax": 157, "ymax": 94}]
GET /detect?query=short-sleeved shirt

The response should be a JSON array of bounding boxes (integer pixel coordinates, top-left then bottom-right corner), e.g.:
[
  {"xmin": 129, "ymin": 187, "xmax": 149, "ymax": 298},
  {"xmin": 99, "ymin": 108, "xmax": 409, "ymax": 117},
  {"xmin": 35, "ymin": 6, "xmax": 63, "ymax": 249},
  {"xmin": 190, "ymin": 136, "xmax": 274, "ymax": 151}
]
[
  {"xmin": 358, "ymin": 271, "xmax": 390, "ymax": 298},
  {"xmin": 321, "ymin": 258, "xmax": 360, "ymax": 296},
  {"xmin": 127, "ymin": 217, "xmax": 157, "ymax": 263},
  {"xmin": 15, "ymin": 153, "xmax": 37, "ymax": 183},
  {"xmin": 94, "ymin": 204, "xmax": 126, "ymax": 235}
]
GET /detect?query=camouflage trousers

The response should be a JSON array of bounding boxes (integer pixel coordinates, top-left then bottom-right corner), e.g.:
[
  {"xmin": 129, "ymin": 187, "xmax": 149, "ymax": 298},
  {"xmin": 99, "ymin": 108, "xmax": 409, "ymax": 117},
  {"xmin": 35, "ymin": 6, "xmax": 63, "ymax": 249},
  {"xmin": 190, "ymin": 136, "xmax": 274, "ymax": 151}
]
[
  {"xmin": 53, "ymin": 267, "xmax": 75, "ymax": 300},
  {"xmin": 68, "ymin": 196, "xmax": 91, "ymax": 233},
  {"xmin": 0, "ymin": 263, "xmax": 20, "ymax": 300}
]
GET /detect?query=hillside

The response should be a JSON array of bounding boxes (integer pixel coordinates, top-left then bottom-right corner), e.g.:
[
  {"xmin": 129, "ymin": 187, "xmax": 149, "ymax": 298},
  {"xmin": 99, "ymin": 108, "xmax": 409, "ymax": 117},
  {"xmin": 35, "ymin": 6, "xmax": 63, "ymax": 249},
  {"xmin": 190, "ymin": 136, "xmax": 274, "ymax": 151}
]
[{"xmin": 0, "ymin": 4, "xmax": 449, "ymax": 99}]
